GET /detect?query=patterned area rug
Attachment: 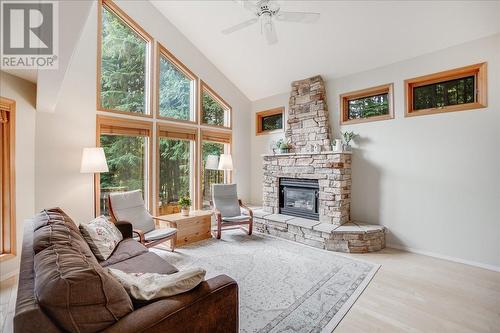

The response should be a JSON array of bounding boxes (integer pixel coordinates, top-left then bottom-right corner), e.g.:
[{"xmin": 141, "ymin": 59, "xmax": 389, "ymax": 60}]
[{"xmin": 152, "ymin": 231, "xmax": 379, "ymax": 333}]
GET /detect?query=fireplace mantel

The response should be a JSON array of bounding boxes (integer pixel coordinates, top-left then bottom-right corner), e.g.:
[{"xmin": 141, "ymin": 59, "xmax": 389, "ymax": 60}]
[{"xmin": 261, "ymin": 151, "xmax": 351, "ymax": 158}]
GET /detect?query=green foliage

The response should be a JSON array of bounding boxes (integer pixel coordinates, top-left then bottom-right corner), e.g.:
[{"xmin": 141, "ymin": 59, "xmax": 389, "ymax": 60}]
[
  {"xmin": 201, "ymin": 141, "xmax": 224, "ymax": 208},
  {"xmin": 202, "ymin": 92, "xmax": 225, "ymax": 126},
  {"xmin": 159, "ymin": 56, "xmax": 192, "ymax": 120},
  {"xmin": 100, "ymin": 134, "xmax": 145, "ymax": 208},
  {"xmin": 178, "ymin": 195, "xmax": 191, "ymax": 208},
  {"xmin": 413, "ymin": 76, "xmax": 474, "ymax": 110},
  {"xmin": 262, "ymin": 113, "xmax": 282, "ymax": 131},
  {"xmin": 159, "ymin": 138, "xmax": 190, "ymax": 205},
  {"xmin": 342, "ymin": 131, "xmax": 357, "ymax": 145},
  {"xmin": 275, "ymin": 138, "xmax": 291, "ymax": 149},
  {"xmin": 348, "ymin": 93, "xmax": 388, "ymax": 119},
  {"xmin": 100, "ymin": 7, "xmax": 146, "ymax": 113}
]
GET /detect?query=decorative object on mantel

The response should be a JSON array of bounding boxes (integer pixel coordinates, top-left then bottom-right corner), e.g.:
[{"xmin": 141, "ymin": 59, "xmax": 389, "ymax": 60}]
[
  {"xmin": 275, "ymin": 138, "xmax": 293, "ymax": 154},
  {"xmin": 178, "ymin": 195, "xmax": 191, "ymax": 216},
  {"xmin": 332, "ymin": 138, "xmax": 343, "ymax": 152},
  {"xmin": 342, "ymin": 131, "xmax": 357, "ymax": 151}
]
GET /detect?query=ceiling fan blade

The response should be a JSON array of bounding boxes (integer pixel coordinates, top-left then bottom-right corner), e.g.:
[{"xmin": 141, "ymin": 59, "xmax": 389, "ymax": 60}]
[
  {"xmin": 263, "ymin": 19, "xmax": 278, "ymax": 45},
  {"xmin": 242, "ymin": 0, "xmax": 259, "ymax": 14},
  {"xmin": 221, "ymin": 18, "xmax": 259, "ymax": 35},
  {"xmin": 275, "ymin": 11, "xmax": 320, "ymax": 23}
]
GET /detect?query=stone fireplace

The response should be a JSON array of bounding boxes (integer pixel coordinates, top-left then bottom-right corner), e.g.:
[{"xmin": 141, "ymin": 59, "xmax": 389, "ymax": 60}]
[{"xmin": 254, "ymin": 75, "xmax": 385, "ymax": 253}]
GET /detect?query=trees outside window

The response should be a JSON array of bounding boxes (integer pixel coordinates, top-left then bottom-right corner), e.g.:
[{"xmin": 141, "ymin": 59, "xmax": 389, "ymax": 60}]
[
  {"xmin": 201, "ymin": 83, "xmax": 231, "ymax": 128},
  {"xmin": 99, "ymin": 1, "xmax": 151, "ymax": 114},
  {"xmin": 340, "ymin": 84, "xmax": 394, "ymax": 125},
  {"xmin": 158, "ymin": 138, "xmax": 192, "ymax": 215},
  {"xmin": 201, "ymin": 141, "xmax": 225, "ymax": 209}
]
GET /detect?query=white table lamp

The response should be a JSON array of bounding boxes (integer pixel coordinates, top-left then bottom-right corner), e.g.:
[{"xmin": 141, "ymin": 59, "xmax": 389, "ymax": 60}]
[
  {"xmin": 80, "ymin": 147, "xmax": 109, "ymax": 173},
  {"xmin": 205, "ymin": 155, "xmax": 220, "ymax": 170},
  {"xmin": 218, "ymin": 154, "xmax": 233, "ymax": 171}
]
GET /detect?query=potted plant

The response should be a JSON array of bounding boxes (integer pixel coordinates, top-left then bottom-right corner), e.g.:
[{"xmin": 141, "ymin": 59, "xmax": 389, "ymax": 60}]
[
  {"xmin": 342, "ymin": 131, "xmax": 357, "ymax": 151},
  {"xmin": 276, "ymin": 138, "xmax": 292, "ymax": 154},
  {"xmin": 178, "ymin": 195, "xmax": 191, "ymax": 216}
]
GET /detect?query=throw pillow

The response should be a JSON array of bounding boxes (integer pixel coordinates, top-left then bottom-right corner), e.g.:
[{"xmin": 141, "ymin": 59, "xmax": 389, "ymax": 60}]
[
  {"xmin": 80, "ymin": 216, "xmax": 123, "ymax": 261},
  {"xmin": 108, "ymin": 267, "xmax": 206, "ymax": 300}
]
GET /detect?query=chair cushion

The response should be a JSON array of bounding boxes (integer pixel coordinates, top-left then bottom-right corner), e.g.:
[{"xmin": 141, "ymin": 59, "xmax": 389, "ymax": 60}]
[
  {"xmin": 222, "ymin": 214, "xmax": 251, "ymax": 223},
  {"xmin": 34, "ymin": 244, "xmax": 133, "ymax": 333},
  {"xmin": 107, "ymin": 252, "xmax": 179, "ymax": 275},
  {"xmin": 99, "ymin": 238, "xmax": 148, "ymax": 267},
  {"xmin": 108, "ymin": 267, "xmax": 206, "ymax": 301},
  {"xmin": 135, "ymin": 227, "xmax": 177, "ymax": 242},
  {"xmin": 212, "ymin": 184, "xmax": 241, "ymax": 218},
  {"xmin": 79, "ymin": 216, "xmax": 123, "ymax": 261},
  {"xmin": 109, "ymin": 190, "xmax": 155, "ymax": 233}
]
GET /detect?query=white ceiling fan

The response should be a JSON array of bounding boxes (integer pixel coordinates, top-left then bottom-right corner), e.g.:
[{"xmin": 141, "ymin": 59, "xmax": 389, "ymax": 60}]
[{"xmin": 222, "ymin": 0, "xmax": 320, "ymax": 45}]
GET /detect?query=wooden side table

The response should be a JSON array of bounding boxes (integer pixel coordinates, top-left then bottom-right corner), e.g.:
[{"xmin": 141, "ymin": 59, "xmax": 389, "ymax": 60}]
[{"xmin": 156, "ymin": 210, "xmax": 212, "ymax": 247}]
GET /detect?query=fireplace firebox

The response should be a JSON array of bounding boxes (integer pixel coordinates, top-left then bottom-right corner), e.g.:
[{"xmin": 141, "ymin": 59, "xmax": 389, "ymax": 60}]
[{"xmin": 279, "ymin": 178, "xmax": 319, "ymax": 220}]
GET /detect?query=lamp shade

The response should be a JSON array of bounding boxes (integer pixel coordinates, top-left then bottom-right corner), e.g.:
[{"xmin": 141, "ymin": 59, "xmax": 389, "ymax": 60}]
[
  {"xmin": 218, "ymin": 154, "xmax": 233, "ymax": 171},
  {"xmin": 205, "ymin": 155, "xmax": 219, "ymax": 170},
  {"xmin": 80, "ymin": 148, "xmax": 109, "ymax": 173}
]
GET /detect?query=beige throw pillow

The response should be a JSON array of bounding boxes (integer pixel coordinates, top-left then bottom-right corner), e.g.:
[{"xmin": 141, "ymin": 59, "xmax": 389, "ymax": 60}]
[
  {"xmin": 79, "ymin": 216, "xmax": 123, "ymax": 261},
  {"xmin": 108, "ymin": 267, "xmax": 206, "ymax": 300}
]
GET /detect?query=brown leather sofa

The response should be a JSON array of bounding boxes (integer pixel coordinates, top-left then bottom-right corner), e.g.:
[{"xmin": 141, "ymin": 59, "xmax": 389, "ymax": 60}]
[{"xmin": 14, "ymin": 208, "xmax": 238, "ymax": 333}]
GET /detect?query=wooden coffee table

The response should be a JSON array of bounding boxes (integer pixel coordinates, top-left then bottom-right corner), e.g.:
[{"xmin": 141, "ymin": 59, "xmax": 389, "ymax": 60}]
[{"xmin": 156, "ymin": 210, "xmax": 212, "ymax": 247}]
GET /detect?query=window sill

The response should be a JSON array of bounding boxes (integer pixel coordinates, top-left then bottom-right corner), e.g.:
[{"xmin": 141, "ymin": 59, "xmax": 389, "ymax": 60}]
[
  {"xmin": 340, "ymin": 114, "xmax": 394, "ymax": 125},
  {"xmin": 256, "ymin": 128, "xmax": 284, "ymax": 136},
  {"xmin": 405, "ymin": 102, "xmax": 487, "ymax": 117}
]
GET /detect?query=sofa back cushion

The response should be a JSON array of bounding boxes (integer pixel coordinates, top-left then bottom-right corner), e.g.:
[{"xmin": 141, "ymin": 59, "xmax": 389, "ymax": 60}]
[{"xmin": 32, "ymin": 208, "xmax": 133, "ymax": 333}]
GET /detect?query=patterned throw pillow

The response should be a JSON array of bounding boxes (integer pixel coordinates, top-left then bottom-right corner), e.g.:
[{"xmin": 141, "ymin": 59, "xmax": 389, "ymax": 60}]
[{"xmin": 80, "ymin": 216, "xmax": 123, "ymax": 261}]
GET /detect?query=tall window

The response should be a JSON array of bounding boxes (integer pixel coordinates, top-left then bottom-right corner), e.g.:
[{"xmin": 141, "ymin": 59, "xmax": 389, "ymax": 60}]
[
  {"xmin": 201, "ymin": 130, "xmax": 231, "ymax": 209},
  {"xmin": 98, "ymin": 0, "xmax": 152, "ymax": 114},
  {"xmin": 340, "ymin": 84, "xmax": 394, "ymax": 125},
  {"xmin": 201, "ymin": 82, "xmax": 231, "ymax": 128},
  {"xmin": 0, "ymin": 97, "xmax": 16, "ymax": 259},
  {"xmin": 405, "ymin": 63, "xmax": 487, "ymax": 117},
  {"xmin": 158, "ymin": 44, "xmax": 197, "ymax": 122},
  {"xmin": 157, "ymin": 125, "xmax": 196, "ymax": 215},
  {"xmin": 97, "ymin": 116, "xmax": 152, "ymax": 216}
]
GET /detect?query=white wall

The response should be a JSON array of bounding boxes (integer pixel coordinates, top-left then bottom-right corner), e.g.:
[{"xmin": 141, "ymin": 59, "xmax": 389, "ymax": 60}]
[
  {"xmin": 35, "ymin": 1, "xmax": 251, "ymax": 224},
  {"xmin": 0, "ymin": 72, "xmax": 36, "ymax": 280},
  {"xmin": 250, "ymin": 34, "xmax": 500, "ymax": 270}
]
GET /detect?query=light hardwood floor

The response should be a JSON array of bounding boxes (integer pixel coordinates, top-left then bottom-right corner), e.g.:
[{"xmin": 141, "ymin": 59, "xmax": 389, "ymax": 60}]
[{"xmin": 1, "ymin": 248, "xmax": 499, "ymax": 333}]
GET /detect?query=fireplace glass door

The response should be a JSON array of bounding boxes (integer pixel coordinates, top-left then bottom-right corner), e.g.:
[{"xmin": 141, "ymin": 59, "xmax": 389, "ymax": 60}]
[{"xmin": 279, "ymin": 178, "xmax": 319, "ymax": 220}]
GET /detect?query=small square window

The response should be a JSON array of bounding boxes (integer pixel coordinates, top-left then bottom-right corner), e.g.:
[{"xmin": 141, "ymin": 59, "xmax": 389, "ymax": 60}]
[{"xmin": 256, "ymin": 107, "xmax": 284, "ymax": 135}]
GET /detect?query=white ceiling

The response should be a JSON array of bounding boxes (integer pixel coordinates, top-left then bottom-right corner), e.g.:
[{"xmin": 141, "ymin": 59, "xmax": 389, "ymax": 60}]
[{"xmin": 151, "ymin": 0, "xmax": 500, "ymax": 101}]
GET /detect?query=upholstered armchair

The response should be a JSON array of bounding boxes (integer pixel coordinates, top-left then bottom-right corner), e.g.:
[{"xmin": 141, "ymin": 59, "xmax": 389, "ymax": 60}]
[
  {"xmin": 211, "ymin": 184, "xmax": 253, "ymax": 239},
  {"xmin": 108, "ymin": 190, "xmax": 177, "ymax": 251}
]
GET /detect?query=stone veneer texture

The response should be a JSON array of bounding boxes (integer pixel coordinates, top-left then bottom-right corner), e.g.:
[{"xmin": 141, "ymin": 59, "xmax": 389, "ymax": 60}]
[
  {"xmin": 262, "ymin": 152, "xmax": 352, "ymax": 225},
  {"xmin": 287, "ymin": 75, "xmax": 331, "ymax": 153}
]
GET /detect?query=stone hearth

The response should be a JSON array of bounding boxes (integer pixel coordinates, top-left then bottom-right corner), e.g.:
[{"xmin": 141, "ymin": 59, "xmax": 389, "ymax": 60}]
[{"xmin": 259, "ymin": 75, "xmax": 385, "ymax": 253}]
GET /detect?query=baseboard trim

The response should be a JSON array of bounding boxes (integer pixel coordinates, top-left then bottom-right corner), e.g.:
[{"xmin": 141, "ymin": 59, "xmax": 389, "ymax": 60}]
[{"xmin": 387, "ymin": 243, "xmax": 500, "ymax": 272}]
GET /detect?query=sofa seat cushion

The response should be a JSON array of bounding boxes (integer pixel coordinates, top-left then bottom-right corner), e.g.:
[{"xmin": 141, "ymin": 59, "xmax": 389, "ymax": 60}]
[
  {"xmin": 107, "ymin": 252, "xmax": 178, "ymax": 275},
  {"xmin": 100, "ymin": 238, "xmax": 148, "ymax": 267},
  {"xmin": 34, "ymin": 244, "xmax": 133, "ymax": 333},
  {"xmin": 133, "ymin": 227, "xmax": 177, "ymax": 242}
]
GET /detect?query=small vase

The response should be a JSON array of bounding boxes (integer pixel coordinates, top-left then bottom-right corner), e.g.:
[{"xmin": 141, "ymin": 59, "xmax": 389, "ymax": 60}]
[
  {"xmin": 342, "ymin": 144, "xmax": 351, "ymax": 152},
  {"xmin": 279, "ymin": 147, "xmax": 289, "ymax": 154},
  {"xmin": 181, "ymin": 207, "xmax": 190, "ymax": 216}
]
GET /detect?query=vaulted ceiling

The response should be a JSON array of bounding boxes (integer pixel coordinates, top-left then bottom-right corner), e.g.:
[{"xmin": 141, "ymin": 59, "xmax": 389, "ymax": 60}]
[{"xmin": 152, "ymin": 0, "xmax": 500, "ymax": 101}]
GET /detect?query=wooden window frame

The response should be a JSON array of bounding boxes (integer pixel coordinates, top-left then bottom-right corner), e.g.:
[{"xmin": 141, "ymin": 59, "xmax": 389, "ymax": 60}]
[
  {"xmin": 0, "ymin": 97, "xmax": 16, "ymax": 261},
  {"xmin": 95, "ymin": 115, "xmax": 153, "ymax": 216},
  {"xmin": 96, "ymin": 0, "xmax": 154, "ymax": 117},
  {"xmin": 255, "ymin": 107, "xmax": 284, "ymax": 135},
  {"xmin": 156, "ymin": 123, "xmax": 198, "ymax": 214},
  {"xmin": 157, "ymin": 42, "xmax": 199, "ymax": 125},
  {"xmin": 199, "ymin": 81, "xmax": 232, "ymax": 129},
  {"xmin": 405, "ymin": 62, "xmax": 487, "ymax": 117},
  {"xmin": 340, "ymin": 83, "xmax": 394, "ymax": 125},
  {"xmin": 198, "ymin": 129, "xmax": 232, "ymax": 209}
]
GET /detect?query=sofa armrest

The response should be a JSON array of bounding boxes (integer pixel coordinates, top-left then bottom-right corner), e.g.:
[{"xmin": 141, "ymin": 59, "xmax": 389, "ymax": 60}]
[
  {"xmin": 115, "ymin": 221, "xmax": 133, "ymax": 239},
  {"xmin": 103, "ymin": 275, "xmax": 238, "ymax": 333}
]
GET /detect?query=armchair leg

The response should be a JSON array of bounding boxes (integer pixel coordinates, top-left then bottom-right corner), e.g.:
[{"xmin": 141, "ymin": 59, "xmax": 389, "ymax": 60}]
[
  {"xmin": 248, "ymin": 219, "xmax": 253, "ymax": 236},
  {"xmin": 170, "ymin": 234, "xmax": 176, "ymax": 252}
]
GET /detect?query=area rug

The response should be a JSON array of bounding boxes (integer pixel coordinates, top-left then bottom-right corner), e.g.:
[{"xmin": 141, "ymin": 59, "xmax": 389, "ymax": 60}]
[{"xmin": 152, "ymin": 231, "xmax": 380, "ymax": 333}]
